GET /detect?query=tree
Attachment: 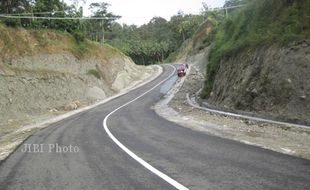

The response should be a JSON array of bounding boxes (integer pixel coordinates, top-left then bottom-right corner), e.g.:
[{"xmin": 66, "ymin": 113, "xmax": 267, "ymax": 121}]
[
  {"xmin": 87, "ymin": 2, "xmax": 120, "ymax": 42},
  {"xmin": 33, "ymin": 0, "xmax": 63, "ymax": 12},
  {"xmin": 0, "ymin": 0, "xmax": 32, "ymax": 14},
  {"xmin": 178, "ymin": 20, "xmax": 191, "ymax": 41},
  {"xmin": 0, "ymin": 0, "xmax": 35, "ymax": 27}
]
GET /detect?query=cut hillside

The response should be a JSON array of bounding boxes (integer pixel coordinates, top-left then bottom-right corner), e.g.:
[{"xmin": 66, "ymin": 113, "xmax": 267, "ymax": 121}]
[
  {"xmin": 0, "ymin": 24, "xmax": 153, "ymax": 134},
  {"xmin": 175, "ymin": 19, "xmax": 216, "ymax": 63},
  {"xmin": 179, "ymin": 0, "xmax": 310, "ymax": 125}
]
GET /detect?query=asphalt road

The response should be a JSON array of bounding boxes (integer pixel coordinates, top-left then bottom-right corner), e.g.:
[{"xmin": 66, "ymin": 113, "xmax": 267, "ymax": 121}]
[{"xmin": 0, "ymin": 65, "xmax": 309, "ymax": 190}]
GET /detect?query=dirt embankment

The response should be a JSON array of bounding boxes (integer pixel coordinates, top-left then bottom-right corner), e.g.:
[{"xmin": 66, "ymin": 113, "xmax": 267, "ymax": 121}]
[
  {"xmin": 0, "ymin": 26, "xmax": 154, "ymax": 142},
  {"xmin": 208, "ymin": 41, "xmax": 310, "ymax": 125}
]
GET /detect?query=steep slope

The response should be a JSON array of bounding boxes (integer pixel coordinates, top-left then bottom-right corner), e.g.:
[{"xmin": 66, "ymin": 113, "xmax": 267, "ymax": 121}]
[
  {"xmin": 176, "ymin": 19, "xmax": 216, "ymax": 63},
  {"xmin": 0, "ymin": 24, "xmax": 152, "ymax": 129},
  {"xmin": 179, "ymin": 0, "xmax": 310, "ymax": 124},
  {"xmin": 208, "ymin": 42, "xmax": 310, "ymax": 124}
]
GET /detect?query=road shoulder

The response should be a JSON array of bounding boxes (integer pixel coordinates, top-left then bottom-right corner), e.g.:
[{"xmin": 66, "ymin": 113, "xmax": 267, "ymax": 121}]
[
  {"xmin": 154, "ymin": 63, "xmax": 310, "ymax": 160},
  {"xmin": 0, "ymin": 65, "xmax": 163, "ymax": 161}
]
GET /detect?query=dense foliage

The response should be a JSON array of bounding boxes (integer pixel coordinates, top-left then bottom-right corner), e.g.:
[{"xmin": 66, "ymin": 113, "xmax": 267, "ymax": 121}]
[
  {"xmin": 0, "ymin": 0, "xmax": 120, "ymax": 43},
  {"xmin": 107, "ymin": 14, "xmax": 205, "ymax": 65},
  {"xmin": 201, "ymin": 0, "xmax": 310, "ymax": 98}
]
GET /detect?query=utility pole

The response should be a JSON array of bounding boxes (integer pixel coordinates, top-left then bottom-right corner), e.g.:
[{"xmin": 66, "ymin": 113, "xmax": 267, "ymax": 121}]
[
  {"xmin": 101, "ymin": 20, "xmax": 105, "ymax": 44},
  {"xmin": 62, "ymin": 0, "xmax": 65, "ymax": 13},
  {"xmin": 225, "ymin": 7, "xmax": 228, "ymax": 17}
]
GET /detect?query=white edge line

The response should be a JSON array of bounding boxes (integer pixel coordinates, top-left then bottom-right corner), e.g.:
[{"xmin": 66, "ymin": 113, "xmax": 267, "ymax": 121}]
[
  {"xmin": 103, "ymin": 65, "xmax": 189, "ymax": 190},
  {"xmin": 15, "ymin": 65, "xmax": 163, "ymax": 134}
]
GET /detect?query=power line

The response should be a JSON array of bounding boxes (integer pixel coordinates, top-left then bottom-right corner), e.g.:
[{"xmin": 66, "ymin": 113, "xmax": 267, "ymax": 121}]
[
  {"xmin": 0, "ymin": 15, "xmax": 114, "ymax": 20},
  {"xmin": 0, "ymin": 5, "xmax": 246, "ymax": 21},
  {"xmin": 0, "ymin": 11, "xmax": 65, "ymax": 16},
  {"xmin": 208, "ymin": 5, "xmax": 246, "ymax": 11},
  {"xmin": 202, "ymin": 5, "xmax": 246, "ymax": 17}
]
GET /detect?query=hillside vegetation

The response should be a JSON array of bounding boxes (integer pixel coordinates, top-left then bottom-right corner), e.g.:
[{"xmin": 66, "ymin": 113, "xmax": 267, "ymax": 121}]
[
  {"xmin": 0, "ymin": 23, "xmax": 121, "ymax": 60},
  {"xmin": 202, "ymin": 0, "xmax": 310, "ymax": 97}
]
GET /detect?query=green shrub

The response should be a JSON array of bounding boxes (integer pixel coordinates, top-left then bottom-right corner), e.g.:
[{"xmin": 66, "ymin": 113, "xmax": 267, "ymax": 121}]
[
  {"xmin": 72, "ymin": 30, "xmax": 85, "ymax": 43},
  {"xmin": 70, "ymin": 39, "xmax": 90, "ymax": 59},
  {"xmin": 2, "ymin": 18, "xmax": 21, "ymax": 27},
  {"xmin": 87, "ymin": 69, "xmax": 101, "ymax": 79},
  {"xmin": 164, "ymin": 51, "xmax": 178, "ymax": 63}
]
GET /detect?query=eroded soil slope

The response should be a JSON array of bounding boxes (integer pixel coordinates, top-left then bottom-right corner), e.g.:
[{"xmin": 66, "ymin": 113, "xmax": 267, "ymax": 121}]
[{"xmin": 0, "ymin": 25, "xmax": 151, "ymax": 133}]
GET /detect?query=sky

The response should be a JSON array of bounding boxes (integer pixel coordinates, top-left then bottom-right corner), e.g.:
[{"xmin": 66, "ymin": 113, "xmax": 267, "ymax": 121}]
[{"xmin": 69, "ymin": 0, "xmax": 226, "ymax": 26}]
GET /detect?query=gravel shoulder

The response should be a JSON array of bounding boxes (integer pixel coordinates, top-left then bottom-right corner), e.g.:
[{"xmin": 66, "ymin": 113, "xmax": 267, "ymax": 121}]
[{"xmin": 155, "ymin": 62, "xmax": 310, "ymax": 160}]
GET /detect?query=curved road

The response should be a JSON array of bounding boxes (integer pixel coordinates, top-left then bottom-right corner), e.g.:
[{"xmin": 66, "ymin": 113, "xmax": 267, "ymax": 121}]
[{"xmin": 0, "ymin": 65, "xmax": 309, "ymax": 190}]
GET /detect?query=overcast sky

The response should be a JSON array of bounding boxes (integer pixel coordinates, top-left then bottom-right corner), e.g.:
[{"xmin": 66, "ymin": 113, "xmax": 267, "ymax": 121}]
[{"xmin": 69, "ymin": 0, "xmax": 226, "ymax": 26}]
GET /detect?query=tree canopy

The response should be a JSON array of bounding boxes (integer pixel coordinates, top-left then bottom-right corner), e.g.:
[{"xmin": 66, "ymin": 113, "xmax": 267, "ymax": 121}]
[
  {"xmin": 107, "ymin": 13, "xmax": 205, "ymax": 65},
  {"xmin": 0, "ymin": 0, "xmax": 120, "ymax": 42}
]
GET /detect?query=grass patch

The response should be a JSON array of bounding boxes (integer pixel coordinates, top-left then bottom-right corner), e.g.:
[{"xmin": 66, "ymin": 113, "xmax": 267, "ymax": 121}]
[
  {"xmin": 100, "ymin": 43, "xmax": 124, "ymax": 58},
  {"xmin": 165, "ymin": 51, "xmax": 178, "ymax": 63},
  {"xmin": 0, "ymin": 26, "xmax": 15, "ymax": 54},
  {"xmin": 32, "ymin": 30, "xmax": 49, "ymax": 47},
  {"xmin": 0, "ymin": 23, "xmax": 126, "ymax": 64},
  {"xmin": 70, "ymin": 39, "xmax": 91, "ymax": 59}
]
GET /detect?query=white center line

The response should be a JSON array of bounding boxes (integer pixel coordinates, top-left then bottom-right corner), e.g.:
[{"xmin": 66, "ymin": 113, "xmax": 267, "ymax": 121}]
[{"xmin": 103, "ymin": 65, "xmax": 189, "ymax": 190}]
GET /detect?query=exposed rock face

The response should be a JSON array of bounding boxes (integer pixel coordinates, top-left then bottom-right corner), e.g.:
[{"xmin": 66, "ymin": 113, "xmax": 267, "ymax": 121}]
[
  {"xmin": 0, "ymin": 28, "xmax": 148, "ymax": 126},
  {"xmin": 64, "ymin": 100, "xmax": 81, "ymax": 111},
  {"xmin": 0, "ymin": 53, "xmax": 146, "ymax": 126},
  {"xmin": 86, "ymin": 86, "xmax": 106, "ymax": 100},
  {"xmin": 208, "ymin": 41, "xmax": 310, "ymax": 124}
]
